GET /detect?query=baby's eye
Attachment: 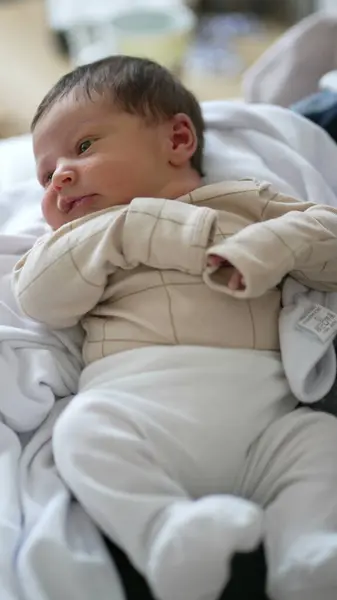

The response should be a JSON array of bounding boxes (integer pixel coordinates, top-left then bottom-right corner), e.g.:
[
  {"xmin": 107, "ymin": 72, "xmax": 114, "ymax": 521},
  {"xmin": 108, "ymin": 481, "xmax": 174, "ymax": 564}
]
[
  {"xmin": 78, "ymin": 139, "xmax": 92, "ymax": 154},
  {"xmin": 45, "ymin": 172, "xmax": 54, "ymax": 186}
]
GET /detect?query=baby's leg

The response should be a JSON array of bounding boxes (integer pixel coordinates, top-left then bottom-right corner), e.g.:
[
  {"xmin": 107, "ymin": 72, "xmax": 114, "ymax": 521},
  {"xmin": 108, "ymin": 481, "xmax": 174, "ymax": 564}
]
[
  {"xmin": 239, "ymin": 408, "xmax": 337, "ymax": 600},
  {"xmin": 52, "ymin": 388, "xmax": 262, "ymax": 600}
]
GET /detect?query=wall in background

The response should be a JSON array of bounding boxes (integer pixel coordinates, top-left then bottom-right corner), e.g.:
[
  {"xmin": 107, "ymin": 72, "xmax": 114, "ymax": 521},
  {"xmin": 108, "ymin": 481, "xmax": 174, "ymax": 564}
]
[{"xmin": 317, "ymin": 0, "xmax": 337, "ymax": 11}]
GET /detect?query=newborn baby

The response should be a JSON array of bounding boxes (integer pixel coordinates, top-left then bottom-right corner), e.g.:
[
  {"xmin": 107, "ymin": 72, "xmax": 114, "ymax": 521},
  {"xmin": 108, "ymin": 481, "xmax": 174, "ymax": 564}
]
[{"xmin": 13, "ymin": 55, "xmax": 337, "ymax": 600}]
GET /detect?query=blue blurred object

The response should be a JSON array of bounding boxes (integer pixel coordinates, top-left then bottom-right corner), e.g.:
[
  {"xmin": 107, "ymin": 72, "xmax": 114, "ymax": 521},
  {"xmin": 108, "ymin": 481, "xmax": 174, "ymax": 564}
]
[{"xmin": 185, "ymin": 12, "xmax": 264, "ymax": 75}]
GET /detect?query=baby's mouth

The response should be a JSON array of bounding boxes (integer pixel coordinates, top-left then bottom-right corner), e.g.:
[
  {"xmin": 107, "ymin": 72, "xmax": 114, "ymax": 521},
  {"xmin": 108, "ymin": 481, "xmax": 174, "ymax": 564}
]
[{"xmin": 58, "ymin": 195, "xmax": 97, "ymax": 213}]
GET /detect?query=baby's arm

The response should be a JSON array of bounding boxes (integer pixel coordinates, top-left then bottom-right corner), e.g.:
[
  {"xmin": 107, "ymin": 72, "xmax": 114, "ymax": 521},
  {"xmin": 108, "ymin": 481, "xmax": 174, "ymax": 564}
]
[
  {"xmin": 204, "ymin": 183, "xmax": 337, "ymax": 298},
  {"xmin": 14, "ymin": 199, "xmax": 217, "ymax": 328},
  {"xmin": 121, "ymin": 196, "xmax": 217, "ymax": 274},
  {"xmin": 13, "ymin": 208, "xmax": 129, "ymax": 328}
]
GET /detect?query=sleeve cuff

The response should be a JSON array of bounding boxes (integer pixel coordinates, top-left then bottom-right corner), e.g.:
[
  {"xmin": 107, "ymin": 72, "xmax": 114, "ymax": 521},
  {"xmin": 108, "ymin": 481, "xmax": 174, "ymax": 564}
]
[
  {"xmin": 123, "ymin": 197, "xmax": 217, "ymax": 274},
  {"xmin": 204, "ymin": 225, "xmax": 295, "ymax": 298}
]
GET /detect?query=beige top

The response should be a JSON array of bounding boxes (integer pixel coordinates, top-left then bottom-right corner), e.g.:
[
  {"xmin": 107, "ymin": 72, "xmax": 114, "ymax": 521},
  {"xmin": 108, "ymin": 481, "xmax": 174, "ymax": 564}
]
[{"xmin": 13, "ymin": 180, "xmax": 337, "ymax": 365}]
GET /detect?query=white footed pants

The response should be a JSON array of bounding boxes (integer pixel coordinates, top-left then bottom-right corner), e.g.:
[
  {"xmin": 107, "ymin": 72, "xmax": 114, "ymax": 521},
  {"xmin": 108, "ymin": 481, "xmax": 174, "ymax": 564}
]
[{"xmin": 53, "ymin": 347, "xmax": 337, "ymax": 600}]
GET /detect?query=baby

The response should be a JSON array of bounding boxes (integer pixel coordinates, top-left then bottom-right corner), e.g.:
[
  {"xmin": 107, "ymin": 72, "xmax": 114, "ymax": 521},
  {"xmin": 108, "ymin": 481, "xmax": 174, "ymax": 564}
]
[{"xmin": 13, "ymin": 56, "xmax": 337, "ymax": 600}]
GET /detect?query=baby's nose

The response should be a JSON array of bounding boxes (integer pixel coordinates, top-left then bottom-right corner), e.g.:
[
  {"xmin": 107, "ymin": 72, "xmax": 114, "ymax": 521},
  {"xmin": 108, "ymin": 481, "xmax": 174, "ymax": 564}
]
[{"xmin": 52, "ymin": 167, "xmax": 76, "ymax": 191}]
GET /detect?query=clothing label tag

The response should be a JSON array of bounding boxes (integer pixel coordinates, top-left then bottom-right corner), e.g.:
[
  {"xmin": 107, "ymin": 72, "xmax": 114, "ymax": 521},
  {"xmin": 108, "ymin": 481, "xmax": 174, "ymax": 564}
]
[{"xmin": 297, "ymin": 303, "xmax": 337, "ymax": 343}]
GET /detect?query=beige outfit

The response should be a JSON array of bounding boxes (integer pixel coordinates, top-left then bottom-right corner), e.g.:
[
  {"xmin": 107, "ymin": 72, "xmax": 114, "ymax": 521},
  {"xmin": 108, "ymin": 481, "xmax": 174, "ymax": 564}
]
[
  {"xmin": 13, "ymin": 180, "xmax": 337, "ymax": 600},
  {"xmin": 13, "ymin": 179, "xmax": 337, "ymax": 364}
]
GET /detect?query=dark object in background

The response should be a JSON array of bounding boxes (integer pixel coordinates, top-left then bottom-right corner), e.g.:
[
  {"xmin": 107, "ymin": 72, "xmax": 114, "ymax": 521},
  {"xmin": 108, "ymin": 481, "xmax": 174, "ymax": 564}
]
[
  {"xmin": 198, "ymin": 0, "xmax": 315, "ymax": 23},
  {"xmin": 292, "ymin": 90, "xmax": 337, "ymax": 145},
  {"xmin": 199, "ymin": 0, "xmax": 273, "ymax": 14},
  {"xmin": 104, "ymin": 537, "xmax": 270, "ymax": 600},
  {"xmin": 53, "ymin": 31, "xmax": 70, "ymax": 55}
]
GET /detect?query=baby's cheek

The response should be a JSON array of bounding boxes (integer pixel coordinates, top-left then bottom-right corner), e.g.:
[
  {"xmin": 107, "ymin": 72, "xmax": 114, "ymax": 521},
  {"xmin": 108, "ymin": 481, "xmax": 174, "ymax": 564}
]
[{"xmin": 41, "ymin": 188, "xmax": 61, "ymax": 229}]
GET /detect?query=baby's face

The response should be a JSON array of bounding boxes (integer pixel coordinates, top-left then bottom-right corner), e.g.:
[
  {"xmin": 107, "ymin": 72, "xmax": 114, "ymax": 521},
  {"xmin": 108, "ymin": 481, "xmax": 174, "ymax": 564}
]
[{"xmin": 33, "ymin": 93, "xmax": 175, "ymax": 229}]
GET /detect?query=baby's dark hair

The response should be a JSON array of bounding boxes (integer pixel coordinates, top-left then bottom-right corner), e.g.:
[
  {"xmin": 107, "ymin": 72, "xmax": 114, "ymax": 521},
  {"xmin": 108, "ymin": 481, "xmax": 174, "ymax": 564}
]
[{"xmin": 31, "ymin": 55, "xmax": 205, "ymax": 176}]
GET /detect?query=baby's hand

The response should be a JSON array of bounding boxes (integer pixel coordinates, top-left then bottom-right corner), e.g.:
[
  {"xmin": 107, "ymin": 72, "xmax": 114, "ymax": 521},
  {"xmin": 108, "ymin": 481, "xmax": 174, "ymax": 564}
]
[{"xmin": 207, "ymin": 255, "xmax": 246, "ymax": 291}]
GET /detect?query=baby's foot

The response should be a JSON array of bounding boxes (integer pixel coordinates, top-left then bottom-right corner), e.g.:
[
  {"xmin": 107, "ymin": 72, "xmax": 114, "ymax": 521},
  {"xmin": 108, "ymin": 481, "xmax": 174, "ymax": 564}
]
[
  {"xmin": 148, "ymin": 495, "xmax": 263, "ymax": 600},
  {"xmin": 269, "ymin": 533, "xmax": 337, "ymax": 600}
]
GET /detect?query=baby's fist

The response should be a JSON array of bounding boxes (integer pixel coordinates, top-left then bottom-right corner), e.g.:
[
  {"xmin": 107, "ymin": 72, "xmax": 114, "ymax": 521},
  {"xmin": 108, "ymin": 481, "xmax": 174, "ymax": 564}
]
[{"xmin": 207, "ymin": 255, "xmax": 246, "ymax": 291}]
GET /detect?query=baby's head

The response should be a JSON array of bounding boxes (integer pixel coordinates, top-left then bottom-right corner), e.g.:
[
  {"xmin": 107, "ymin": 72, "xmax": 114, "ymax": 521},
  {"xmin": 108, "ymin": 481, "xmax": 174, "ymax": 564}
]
[{"xmin": 32, "ymin": 55, "xmax": 205, "ymax": 229}]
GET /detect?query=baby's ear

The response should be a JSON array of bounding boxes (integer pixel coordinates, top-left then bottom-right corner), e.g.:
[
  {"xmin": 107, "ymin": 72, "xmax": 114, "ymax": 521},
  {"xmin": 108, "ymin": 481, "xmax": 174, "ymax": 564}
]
[{"xmin": 167, "ymin": 113, "xmax": 198, "ymax": 167}]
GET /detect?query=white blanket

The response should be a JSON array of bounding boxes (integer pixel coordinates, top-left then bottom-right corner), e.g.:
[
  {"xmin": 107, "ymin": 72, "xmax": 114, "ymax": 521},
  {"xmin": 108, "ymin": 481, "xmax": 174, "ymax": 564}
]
[
  {"xmin": 0, "ymin": 184, "xmax": 125, "ymax": 600},
  {"xmin": 2, "ymin": 102, "xmax": 337, "ymax": 600}
]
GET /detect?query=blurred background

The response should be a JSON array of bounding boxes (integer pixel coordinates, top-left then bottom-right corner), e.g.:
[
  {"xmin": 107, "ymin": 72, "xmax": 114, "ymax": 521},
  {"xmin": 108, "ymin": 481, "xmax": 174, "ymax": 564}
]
[{"xmin": 0, "ymin": 0, "xmax": 334, "ymax": 137}]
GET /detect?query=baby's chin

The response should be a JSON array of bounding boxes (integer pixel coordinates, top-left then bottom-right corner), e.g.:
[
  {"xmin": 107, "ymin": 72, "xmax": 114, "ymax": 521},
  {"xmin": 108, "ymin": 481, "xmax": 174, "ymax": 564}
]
[
  {"xmin": 48, "ymin": 203, "xmax": 121, "ymax": 230},
  {"xmin": 46, "ymin": 195, "xmax": 136, "ymax": 230}
]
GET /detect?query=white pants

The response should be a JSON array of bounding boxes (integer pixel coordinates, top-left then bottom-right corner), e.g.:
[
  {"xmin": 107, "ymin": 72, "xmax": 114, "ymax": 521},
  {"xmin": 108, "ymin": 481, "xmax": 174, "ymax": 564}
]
[{"xmin": 53, "ymin": 347, "xmax": 337, "ymax": 600}]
